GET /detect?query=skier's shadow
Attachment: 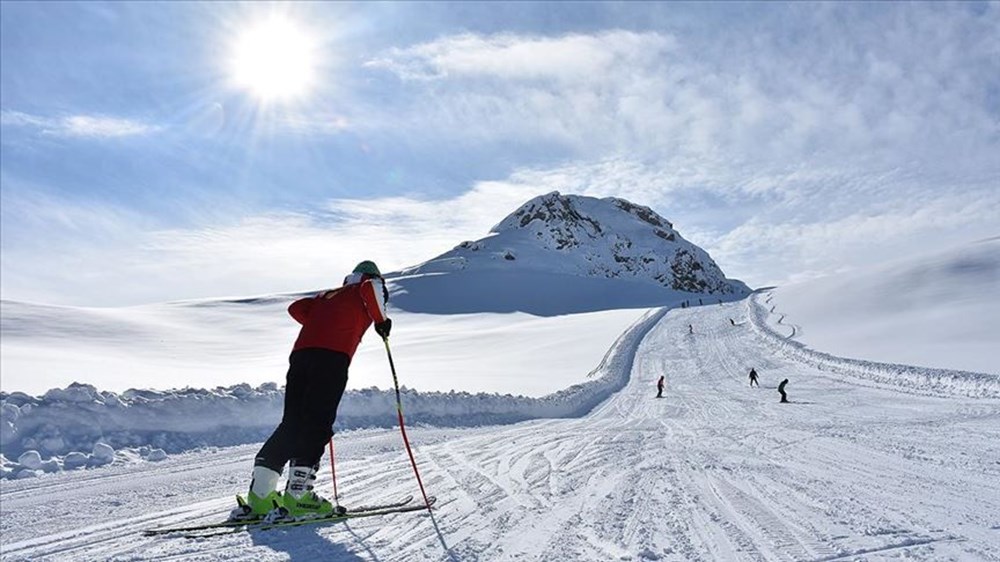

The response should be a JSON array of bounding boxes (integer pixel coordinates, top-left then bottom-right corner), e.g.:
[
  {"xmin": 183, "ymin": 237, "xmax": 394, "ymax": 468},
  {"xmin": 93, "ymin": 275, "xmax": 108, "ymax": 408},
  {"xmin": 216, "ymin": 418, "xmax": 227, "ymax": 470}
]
[{"xmin": 248, "ymin": 524, "xmax": 364, "ymax": 561}]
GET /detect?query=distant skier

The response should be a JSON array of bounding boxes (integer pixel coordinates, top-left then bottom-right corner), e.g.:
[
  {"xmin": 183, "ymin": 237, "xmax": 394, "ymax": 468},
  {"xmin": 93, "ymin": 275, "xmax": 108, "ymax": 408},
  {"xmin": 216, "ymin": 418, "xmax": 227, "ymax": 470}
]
[
  {"xmin": 232, "ymin": 261, "xmax": 392, "ymax": 521},
  {"xmin": 749, "ymin": 368, "xmax": 759, "ymax": 387},
  {"xmin": 729, "ymin": 318, "xmax": 735, "ymax": 326},
  {"xmin": 688, "ymin": 324, "xmax": 694, "ymax": 334},
  {"xmin": 778, "ymin": 378, "xmax": 789, "ymax": 403},
  {"xmin": 656, "ymin": 375, "xmax": 665, "ymax": 398}
]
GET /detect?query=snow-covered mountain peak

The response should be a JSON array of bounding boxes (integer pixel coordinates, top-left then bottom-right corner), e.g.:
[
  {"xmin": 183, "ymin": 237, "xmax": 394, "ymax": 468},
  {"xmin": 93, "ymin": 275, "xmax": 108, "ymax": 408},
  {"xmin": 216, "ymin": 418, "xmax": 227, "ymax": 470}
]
[
  {"xmin": 492, "ymin": 191, "xmax": 678, "ymax": 247},
  {"xmin": 401, "ymin": 192, "xmax": 749, "ymax": 297}
]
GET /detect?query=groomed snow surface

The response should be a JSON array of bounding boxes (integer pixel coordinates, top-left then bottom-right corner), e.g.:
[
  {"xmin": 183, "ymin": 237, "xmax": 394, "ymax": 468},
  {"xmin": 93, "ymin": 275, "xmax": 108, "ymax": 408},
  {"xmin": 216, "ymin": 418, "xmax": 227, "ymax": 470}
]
[{"xmin": 2, "ymin": 294, "xmax": 999, "ymax": 561}]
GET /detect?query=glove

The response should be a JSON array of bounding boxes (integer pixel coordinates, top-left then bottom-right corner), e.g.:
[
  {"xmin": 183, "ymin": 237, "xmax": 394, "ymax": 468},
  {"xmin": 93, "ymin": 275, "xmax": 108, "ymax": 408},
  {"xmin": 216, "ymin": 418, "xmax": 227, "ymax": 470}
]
[{"xmin": 374, "ymin": 319, "xmax": 392, "ymax": 339}]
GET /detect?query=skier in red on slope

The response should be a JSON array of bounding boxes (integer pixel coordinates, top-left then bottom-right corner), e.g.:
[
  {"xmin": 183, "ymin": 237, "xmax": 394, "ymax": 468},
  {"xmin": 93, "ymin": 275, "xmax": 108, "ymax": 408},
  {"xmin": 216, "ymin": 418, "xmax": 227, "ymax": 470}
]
[{"xmin": 232, "ymin": 260, "xmax": 392, "ymax": 521}]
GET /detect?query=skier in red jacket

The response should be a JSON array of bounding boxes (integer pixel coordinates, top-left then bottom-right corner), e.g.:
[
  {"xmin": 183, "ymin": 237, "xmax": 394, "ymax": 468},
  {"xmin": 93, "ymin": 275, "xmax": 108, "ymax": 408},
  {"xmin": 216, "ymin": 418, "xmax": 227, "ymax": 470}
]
[{"xmin": 233, "ymin": 260, "xmax": 391, "ymax": 521}]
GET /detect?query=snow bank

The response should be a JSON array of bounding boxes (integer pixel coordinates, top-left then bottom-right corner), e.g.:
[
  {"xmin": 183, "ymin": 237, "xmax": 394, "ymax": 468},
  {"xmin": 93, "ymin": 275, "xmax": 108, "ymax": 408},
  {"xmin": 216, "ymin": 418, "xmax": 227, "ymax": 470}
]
[
  {"xmin": 747, "ymin": 292, "xmax": 1000, "ymax": 399},
  {"xmin": 0, "ymin": 307, "xmax": 666, "ymax": 478}
]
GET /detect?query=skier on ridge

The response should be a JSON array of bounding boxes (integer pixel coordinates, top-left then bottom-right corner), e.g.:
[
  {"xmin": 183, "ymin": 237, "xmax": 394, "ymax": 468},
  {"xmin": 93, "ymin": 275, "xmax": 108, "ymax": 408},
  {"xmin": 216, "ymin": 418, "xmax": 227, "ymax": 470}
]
[
  {"xmin": 232, "ymin": 261, "xmax": 392, "ymax": 521},
  {"xmin": 656, "ymin": 375, "xmax": 665, "ymax": 398}
]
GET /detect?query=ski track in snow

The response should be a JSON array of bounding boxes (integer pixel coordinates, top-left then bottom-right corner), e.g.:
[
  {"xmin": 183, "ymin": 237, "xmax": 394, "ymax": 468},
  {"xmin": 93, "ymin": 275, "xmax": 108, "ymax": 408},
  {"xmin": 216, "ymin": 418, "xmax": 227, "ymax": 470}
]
[{"xmin": 2, "ymin": 300, "xmax": 999, "ymax": 561}]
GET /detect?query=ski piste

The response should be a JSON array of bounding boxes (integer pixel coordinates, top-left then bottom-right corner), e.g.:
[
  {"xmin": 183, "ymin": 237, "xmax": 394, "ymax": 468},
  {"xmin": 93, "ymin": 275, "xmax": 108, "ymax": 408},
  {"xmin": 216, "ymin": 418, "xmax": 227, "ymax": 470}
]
[{"xmin": 142, "ymin": 494, "xmax": 434, "ymax": 537}]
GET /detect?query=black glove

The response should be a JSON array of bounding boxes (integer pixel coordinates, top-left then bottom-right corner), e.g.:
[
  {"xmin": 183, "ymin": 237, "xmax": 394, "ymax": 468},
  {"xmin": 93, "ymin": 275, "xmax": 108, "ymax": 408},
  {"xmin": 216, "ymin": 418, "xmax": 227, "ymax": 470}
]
[{"xmin": 374, "ymin": 319, "xmax": 392, "ymax": 339}]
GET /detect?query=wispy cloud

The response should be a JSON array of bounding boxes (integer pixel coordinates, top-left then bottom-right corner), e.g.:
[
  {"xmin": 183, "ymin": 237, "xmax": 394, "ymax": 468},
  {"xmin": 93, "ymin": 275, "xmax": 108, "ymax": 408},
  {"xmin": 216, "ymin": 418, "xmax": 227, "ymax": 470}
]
[
  {"xmin": 366, "ymin": 31, "xmax": 676, "ymax": 82},
  {"xmin": 360, "ymin": 6, "xmax": 1000, "ymax": 175},
  {"xmin": 0, "ymin": 179, "xmax": 534, "ymax": 306},
  {"xmin": 695, "ymin": 182, "xmax": 1000, "ymax": 287},
  {"xmin": 1, "ymin": 110, "xmax": 160, "ymax": 138}
]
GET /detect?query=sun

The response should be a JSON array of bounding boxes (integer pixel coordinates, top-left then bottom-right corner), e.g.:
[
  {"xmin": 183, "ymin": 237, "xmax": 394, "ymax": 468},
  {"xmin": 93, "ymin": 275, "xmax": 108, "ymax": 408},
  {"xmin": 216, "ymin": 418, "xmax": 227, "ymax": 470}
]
[{"xmin": 229, "ymin": 17, "xmax": 318, "ymax": 102}]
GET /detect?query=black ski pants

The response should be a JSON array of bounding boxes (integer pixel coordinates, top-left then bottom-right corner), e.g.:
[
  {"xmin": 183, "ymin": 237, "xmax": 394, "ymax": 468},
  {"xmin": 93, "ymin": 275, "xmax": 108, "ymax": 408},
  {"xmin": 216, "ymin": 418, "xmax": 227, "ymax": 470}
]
[{"xmin": 255, "ymin": 348, "xmax": 350, "ymax": 473}]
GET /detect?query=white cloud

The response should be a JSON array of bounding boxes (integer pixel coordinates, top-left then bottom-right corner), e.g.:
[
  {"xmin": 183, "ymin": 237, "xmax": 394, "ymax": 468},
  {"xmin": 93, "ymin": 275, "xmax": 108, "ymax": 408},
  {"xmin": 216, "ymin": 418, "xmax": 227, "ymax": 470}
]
[
  {"xmin": 60, "ymin": 115, "xmax": 157, "ymax": 137},
  {"xmin": 0, "ymin": 180, "xmax": 541, "ymax": 306},
  {"xmin": 703, "ymin": 189, "xmax": 1000, "ymax": 288},
  {"xmin": 1, "ymin": 110, "xmax": 160, "ymax": 138},
  {"xmin": 365, "ymin": 31, "xmax": 676, "ymax": 82},
  {"xmin": 358, "ymin": 6, "xmax": 999, "ymax": 176},
  {"xmin": 0, "ymin": 110, "xmax": 49, "ymax": 128}
]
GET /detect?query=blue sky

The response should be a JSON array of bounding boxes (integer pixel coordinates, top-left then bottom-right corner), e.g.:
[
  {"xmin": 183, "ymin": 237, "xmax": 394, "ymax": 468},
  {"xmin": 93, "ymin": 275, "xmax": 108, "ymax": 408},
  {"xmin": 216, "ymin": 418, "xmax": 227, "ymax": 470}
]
[{"xmin": 2, "ymin": 2, "xmax": 998, "ymax": 306}]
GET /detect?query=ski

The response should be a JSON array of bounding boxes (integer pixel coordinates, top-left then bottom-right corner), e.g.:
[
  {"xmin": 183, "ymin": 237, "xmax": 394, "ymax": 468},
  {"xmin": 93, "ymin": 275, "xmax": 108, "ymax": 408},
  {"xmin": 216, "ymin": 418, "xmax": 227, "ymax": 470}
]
[
  {"xmin": 142, "ymin": 494, "xmax": 418, "ymax": 536},
  {"xmin": 347, "ymin": 494, "xmax": 413, "ymax": 513},
  {"xmin": 258, "ymin": 496, "xmax": 436, "ymax": 532},
  {"xmin": 171, "ymin": 496, "xmax": 436, "ymax": 539}
]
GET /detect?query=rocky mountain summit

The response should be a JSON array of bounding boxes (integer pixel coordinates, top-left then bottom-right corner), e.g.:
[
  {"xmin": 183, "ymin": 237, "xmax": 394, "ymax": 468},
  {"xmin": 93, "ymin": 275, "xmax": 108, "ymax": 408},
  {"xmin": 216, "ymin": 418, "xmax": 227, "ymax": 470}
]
[{"xmin": 402, "ymin": 192, "xmax": 749, "ymax": 296}]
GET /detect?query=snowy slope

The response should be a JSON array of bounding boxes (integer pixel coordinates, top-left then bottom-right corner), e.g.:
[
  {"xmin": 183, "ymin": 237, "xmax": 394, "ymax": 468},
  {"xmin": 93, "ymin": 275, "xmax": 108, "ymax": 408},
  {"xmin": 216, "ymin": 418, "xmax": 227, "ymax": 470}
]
[
  {"xmin": 764, "ymin": 237, "xmax": 1000, "ymax": 375},
  {"xmin": 2, "ymin": 299, "xmax": 998, "ymax": 561},
  {"xmin": 2, "ymin": 196, "xmax": 999, "ymax": 560}
]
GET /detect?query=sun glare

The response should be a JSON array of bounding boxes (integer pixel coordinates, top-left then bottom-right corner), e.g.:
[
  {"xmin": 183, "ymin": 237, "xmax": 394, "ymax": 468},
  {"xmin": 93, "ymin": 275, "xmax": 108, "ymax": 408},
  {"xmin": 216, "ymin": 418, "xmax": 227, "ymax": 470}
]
[{"xmin": 230, "ymin": 17, "xmax": 318, "ymax": 102}]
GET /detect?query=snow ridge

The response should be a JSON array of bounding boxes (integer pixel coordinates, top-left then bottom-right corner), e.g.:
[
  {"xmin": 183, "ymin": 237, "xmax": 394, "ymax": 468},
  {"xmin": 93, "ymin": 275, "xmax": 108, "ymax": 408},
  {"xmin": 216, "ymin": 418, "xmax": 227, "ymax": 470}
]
[
  {"xmin": 0, "ymin": 307, "xmax": 666, "ymax": 478},
  {"xmin": 746, "ymin": 291, "xmax": 1000, "ymax": 398}
]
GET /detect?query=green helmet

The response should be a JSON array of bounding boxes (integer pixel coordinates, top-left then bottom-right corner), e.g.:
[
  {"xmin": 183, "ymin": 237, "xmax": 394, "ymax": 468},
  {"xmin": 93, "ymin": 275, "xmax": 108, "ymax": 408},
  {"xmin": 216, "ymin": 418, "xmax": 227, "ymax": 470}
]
[{"xmin": 353, "ymin": 260, "xmax": 381, "ymax": 277}]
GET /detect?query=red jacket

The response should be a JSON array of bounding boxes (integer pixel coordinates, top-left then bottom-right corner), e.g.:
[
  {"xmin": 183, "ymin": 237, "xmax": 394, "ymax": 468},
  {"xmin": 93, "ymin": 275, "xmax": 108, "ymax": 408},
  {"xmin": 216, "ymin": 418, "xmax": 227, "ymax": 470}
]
[{"xmin": 288, "ymin": 274, "xmax": 389, "ymax": 358}]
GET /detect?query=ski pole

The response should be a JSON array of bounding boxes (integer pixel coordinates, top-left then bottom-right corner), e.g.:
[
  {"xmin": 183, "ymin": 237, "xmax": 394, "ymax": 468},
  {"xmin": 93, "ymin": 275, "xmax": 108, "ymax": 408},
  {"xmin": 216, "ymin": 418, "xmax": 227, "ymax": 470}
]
[
  {"xmin": 328, "ymin": 437, "xmax": 340, "ymax": 508},
  {"xmin": 383, "ymin": 337, "xmax": 433, "ymax": 511}
]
